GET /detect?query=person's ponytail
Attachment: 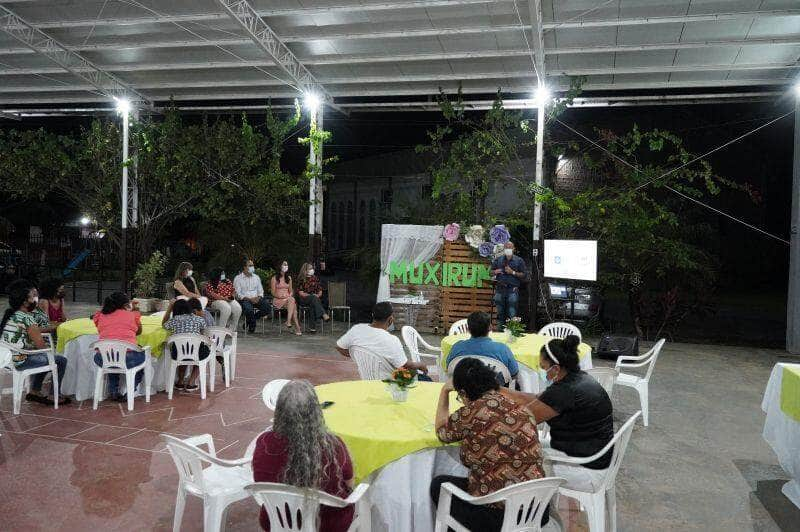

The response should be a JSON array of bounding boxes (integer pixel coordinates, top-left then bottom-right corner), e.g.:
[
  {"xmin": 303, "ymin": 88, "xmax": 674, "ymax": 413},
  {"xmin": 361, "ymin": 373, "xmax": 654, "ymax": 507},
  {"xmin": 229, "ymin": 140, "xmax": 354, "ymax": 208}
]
[{"xmin": 542, "ymin": 334, "xmax": 581, "ymax": 372}]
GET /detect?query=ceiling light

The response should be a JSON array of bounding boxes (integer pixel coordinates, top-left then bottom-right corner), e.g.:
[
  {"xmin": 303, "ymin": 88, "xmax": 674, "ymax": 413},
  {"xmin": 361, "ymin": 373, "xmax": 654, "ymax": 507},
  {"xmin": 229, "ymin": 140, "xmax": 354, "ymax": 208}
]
[
  {"xmin": 304, "ymin": 92, "xmax": 321, "ymax": 114},
  {"xmin": 114, "ymin": 97, "xmax": 131, "ymax": 115},
  {"xmin": 533, "ymin": 86, "xmax": 551, "ymax": 107}
]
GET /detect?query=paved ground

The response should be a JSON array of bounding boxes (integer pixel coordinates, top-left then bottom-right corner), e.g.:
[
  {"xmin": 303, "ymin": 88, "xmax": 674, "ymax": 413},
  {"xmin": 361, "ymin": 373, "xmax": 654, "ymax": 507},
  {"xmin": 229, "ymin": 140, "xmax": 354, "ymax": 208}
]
[{"xmin": 0, "ymin": 300, "xmax": 798, "ymax": 530}]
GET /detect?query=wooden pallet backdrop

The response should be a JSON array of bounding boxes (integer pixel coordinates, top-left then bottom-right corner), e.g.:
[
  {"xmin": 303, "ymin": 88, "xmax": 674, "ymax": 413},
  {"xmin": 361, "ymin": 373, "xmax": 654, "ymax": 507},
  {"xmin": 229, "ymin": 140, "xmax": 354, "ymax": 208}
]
[{"xmin": 440, "ymin": 240, "xmax": 494, "ymax": 331}]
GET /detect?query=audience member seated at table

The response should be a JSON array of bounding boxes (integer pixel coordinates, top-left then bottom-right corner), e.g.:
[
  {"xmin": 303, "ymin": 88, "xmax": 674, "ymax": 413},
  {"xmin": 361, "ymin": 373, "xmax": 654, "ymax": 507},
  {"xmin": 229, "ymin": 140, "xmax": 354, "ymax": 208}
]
[
  {"xmin": 38, "ymin": 277, "xmax": 68, "ymax": 330},
  {"xmin": 503, "ymin": 335, "xmax": 614, "ymax": 489},
  {"xmin": 271, "ymin": 260, "xmax": 302, "ymax": 336},
  {"xmin": 336, "ymin": 301, "xmax": 431, "ymax": 381},
  {"xmin": 253, "ymin": 380, "xmax": 355, "ymax": 532},
  {"xmin": 432, "ymin": 358, "xmax": 548, "ymax": 530},
  {"xmin": 173, "ymin": 262, "xmax": 208, "ymax": 308},
  {"xmin": 234, "ymin": 258, "xmax": 272, "ymax": 334},
  {"xmin": 446, "ymin": 311, "xmax": 518, "ymax": 386},
  {"xmin": 188, "ymin": 295, "xmax": 214, "ymax": 327},
  {"xmin": 204, "ymin": 267, "xmax": 242, "ymax": 329},
  {"xmin": 296, "ymin": 262, "xmax": 330, "ymax": 333},
  {"xmin": 162, "ymin": 299, "xmax": 210, "ymax": 391},
  {"xmin": 93, "ymin": 292, "xmax": 146, "ymax": 403},
  {"xmin": 1, "ymin": 279, "xmax": 69, "ymax": 406}
]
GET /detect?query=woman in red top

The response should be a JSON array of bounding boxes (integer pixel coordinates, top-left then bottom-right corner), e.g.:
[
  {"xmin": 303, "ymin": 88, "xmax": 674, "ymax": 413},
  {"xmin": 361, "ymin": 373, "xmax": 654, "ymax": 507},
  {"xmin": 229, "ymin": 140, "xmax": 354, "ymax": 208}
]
[
  {"xmin": 204, "ymin": 267, "xmax": 242, "ymax": 329},
  {"xmin": 252, "ymin": 380, "xmax": 354, "ymax": 532},
  {"xmin": 93, "ymin": 292, "xmax": 145, "ymax": 403},
  {"xmin": 38, "ymin": 277, "xmax": 68, "ymax": 325}
]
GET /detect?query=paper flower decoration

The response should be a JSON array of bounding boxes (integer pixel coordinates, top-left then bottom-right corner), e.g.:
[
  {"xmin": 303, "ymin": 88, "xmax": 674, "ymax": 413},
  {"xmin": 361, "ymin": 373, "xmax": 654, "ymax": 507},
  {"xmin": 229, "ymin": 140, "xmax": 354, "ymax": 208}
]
[
  {"xmin": 489, "ymin": 224, "xmax": 510, "ymax": 245},
  {"xmin": 443, "ymin": 223, "xmax": 461, "ymax": 241},
  {"xmin": 492, "ymin": 243, "xmax": 504, "ymax": 258},
  {"xmin": 478, "ymin": 242, "xmax": 494, "ymax": 257},
  {"xmin": 464, "ymin": 225, "xmax": 485, "ymax": 249}
]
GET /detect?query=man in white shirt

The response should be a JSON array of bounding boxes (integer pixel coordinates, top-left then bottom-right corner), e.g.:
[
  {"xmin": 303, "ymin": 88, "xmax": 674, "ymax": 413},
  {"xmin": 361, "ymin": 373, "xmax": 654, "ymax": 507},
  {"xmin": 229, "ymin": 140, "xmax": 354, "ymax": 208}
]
[
  {"xmin": 233, "ymin": 258, "xmax": 272, "ymax": 333},
  {"xmin": 336, "ymin": 302, "xmax": 430, "ymax": 380}
]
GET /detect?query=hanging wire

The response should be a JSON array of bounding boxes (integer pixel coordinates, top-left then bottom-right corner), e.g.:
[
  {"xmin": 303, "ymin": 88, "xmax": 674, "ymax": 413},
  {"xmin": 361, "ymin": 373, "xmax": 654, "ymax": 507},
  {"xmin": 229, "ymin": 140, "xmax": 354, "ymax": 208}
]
[
  {"xmin": 510, "ymin": 0, "xmax": 541, "ymax": 86},
  {"xmin": 543, "ymin": 0, "xmax": 618, "ymax": 32}
]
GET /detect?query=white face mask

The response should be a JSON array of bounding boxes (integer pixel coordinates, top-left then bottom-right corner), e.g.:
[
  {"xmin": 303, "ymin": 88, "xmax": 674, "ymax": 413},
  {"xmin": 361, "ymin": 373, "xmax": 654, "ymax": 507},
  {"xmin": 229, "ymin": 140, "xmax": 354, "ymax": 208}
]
[
  {"xmin": 308, "ymin": 269, "xmax": 315, "ymax": 276},
  {"xmin": 186, "ymin": 270, "xmax": 193, "ymax": 277},
  {"xmin": 247, "ymin": 266, "xmax": 255, "ymax": 274},
  {"xmin": 504, "ymin": 248, "xmax": 513, "ymax": 257},
  {"xmin": 281, "ymin": 265, "xmax": 289, "ymax": 273},
  {"xmin": 220, "ymin": 273, "xmax": 226, "ymax": 281}
]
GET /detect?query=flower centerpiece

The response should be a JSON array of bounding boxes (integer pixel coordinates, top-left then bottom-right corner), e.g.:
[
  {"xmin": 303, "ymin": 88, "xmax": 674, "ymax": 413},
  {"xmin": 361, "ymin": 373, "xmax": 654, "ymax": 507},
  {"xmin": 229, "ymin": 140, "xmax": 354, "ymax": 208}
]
[
  {"xmin": 382, "ymin": 367, "xmax": 417, "ymax": 402},
  {"xmin": 504, "ymin": 316, "xmax": 526, "ymax": 344}
]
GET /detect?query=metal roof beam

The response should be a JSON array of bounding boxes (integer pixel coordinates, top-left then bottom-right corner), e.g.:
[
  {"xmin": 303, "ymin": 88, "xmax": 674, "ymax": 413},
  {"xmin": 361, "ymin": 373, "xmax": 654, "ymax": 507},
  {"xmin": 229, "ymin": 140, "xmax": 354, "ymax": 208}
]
[
  {"xmin": 543, "ymin": 9, "xmax": 800, "ymax": 30},
  {"xmin": 0, "ymin": 109, "xmax": 20, "ymax": 119},
  {"xmin": 550, "ymin": 36, "xmax": 800, "ymax": 55},
  {"xmin": 0, "ymin": 5, "xmax": 151, "ymax": 106},
  {"xmin": 528, "ymin": 0, "xmax": 545, "ymax": 85}
]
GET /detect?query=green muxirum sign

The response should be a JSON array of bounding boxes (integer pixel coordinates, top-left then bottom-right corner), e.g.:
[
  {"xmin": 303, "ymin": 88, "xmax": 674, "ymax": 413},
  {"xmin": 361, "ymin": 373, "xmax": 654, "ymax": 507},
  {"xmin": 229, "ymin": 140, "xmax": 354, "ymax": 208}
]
[{"xmin": 389, "ymin": 260, "xmax": 492, "ymax": 287}]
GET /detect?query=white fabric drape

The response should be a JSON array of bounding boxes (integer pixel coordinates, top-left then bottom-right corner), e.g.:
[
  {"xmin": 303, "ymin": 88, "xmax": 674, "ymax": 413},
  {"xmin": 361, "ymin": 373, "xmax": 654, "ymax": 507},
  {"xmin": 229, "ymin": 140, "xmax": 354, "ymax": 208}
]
[
  {"xmin": 762, "ymin": 362, "xmax": 800, "ymax": 509},
  {"xmin": 377, "ymin": 224, "xmax": 444, "ymax": 302}
]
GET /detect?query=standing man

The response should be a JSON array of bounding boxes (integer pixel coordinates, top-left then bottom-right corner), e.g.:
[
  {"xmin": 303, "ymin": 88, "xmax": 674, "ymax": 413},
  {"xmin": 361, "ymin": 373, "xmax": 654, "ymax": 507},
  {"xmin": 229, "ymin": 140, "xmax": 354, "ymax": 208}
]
[
  {"xmin": 234, "ymin": 258, "xmax": 272, "ymax": 333},
  {"xmin": 491, "ymin": 241, "xmax": 527, "ymax": 330}
]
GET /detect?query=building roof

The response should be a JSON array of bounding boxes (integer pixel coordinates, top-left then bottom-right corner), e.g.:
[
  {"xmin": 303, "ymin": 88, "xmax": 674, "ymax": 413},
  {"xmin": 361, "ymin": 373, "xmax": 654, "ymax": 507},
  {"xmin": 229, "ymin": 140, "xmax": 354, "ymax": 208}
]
[{"xmin": 0, "ymin": 0, "xmax": 798, "ymax": 113}]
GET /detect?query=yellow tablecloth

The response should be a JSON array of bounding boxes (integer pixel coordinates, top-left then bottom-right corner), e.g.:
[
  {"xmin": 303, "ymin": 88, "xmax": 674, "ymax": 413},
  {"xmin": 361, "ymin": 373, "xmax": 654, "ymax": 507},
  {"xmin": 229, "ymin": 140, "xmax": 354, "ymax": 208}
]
[
  {"xmin": 316, "ymin": 380, "xmax": 456, "ymax": 483},
  {"xmin": 782, "ymin": 365, "xmax": 800, "ymax": 422},
  {"xmin": 440, "ymin": 332, "xmax": 592, "ymax": 370},
  {"xmin": 56, "ymin": 314, "xmax": 170, "ymax": 356}
]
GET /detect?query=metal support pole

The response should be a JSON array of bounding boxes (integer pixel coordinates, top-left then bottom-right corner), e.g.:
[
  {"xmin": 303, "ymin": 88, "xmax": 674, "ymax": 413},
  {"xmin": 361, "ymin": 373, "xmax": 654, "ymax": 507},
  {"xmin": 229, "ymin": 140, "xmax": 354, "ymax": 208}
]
[
  {"xmin": 787, "ymin": 99, "xmax": 800, "ymax": 353},
  {"xmin": 530, "ymin": 101, "xmax": 546, "ymax": 330},
  {"xmin": 120, "ymin": 109, "xmax": 129, "ymax": 294},
  {"xmin": 308, "ymin": 105, "xmax": 324, "ymax": 263}
]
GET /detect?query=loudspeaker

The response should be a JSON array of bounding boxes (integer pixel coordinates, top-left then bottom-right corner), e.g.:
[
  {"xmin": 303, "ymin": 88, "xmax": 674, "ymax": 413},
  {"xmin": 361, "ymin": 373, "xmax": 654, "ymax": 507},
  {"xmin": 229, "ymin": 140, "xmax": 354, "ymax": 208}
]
[{"xmin": 596, "ymin": 334, "xmax": 639, "ymax": 360}]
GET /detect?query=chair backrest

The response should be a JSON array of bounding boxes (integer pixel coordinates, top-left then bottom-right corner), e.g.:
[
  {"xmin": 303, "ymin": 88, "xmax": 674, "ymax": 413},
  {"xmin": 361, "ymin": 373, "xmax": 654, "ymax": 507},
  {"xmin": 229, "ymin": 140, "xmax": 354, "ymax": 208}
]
[
  {"xmin": 446, "ymin": 355, "xmax": 512, "ymax": 385},
  {"xmin": 597, "ymin": 411, "xmax": 641, "ymax": 491},
  {"xmin": 262, "ymin": 379, "xmax": 290, "ymax": 410},
  {"xmin": 642, "ymin": 339, "xmax": 666, "ymax": 381},
  {"xmin": 91, "ymin": 340, "xmax": 140, "ymax": 370},
  {"xmin": 161, "ymin": 434, "xmax": 212, "ymax": 495},
  {"xmin": 165, "ymin": 333, "xmax": 209, "ymax": 362},
  {"xmin": 245, "ymin": 482, "xmax": 353, "ymax": 532},
  {"xmin": 538, "ymin": 321, "xmax": 582, "ymax": 341},
  {"xmin": 0, "ymin": 343, "xmax": 12, "ymax": 370},
  {"xmin": 448, "ymin": 319, "xmax": 469, "ymax": 337},
  {"xmin": 328, "ymin": 282, "xmax": 347, "ymax": 308},
  {"xmin": 203, "ymin": 326, "xmax": 235, "ymax": 352},
  {"xmin": 401, "ymin": 325, "xmax": 422, "ymax": 363},
  {"xmin": 498, "ymin": 477, "xmax": 565, "ymax": 532},
  {"xmin": 586, "ymin": 367, "xmax": 619, "ymax": 396},
  {"xmin": 350, "ymin": 346, "xmax": 396, "ymax": 380}
]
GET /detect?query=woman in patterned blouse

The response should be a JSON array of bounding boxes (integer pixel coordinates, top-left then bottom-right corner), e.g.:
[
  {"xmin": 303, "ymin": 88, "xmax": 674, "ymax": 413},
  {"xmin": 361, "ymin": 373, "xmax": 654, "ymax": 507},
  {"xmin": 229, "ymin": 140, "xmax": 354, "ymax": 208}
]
[
  {"xmin": 296, "ymin": 262, "xmax": 330, "ymax": 333},
  {"xmin": 432, "ymin": 358, "xmax": 549, "ymax": 530}
]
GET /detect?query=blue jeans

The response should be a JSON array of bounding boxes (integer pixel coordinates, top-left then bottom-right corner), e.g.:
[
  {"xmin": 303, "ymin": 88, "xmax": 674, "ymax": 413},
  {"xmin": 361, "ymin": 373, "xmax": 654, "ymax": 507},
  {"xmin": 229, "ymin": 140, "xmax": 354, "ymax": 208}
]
[
  {"xmin": 239, "ymin": 297, "xmax": 273, "ymax": 329},
  {"xmin": 94, "ymin": 350, "xmax": 146, "ymax": 395},
  {"xmin": 17, "ymin": 353, "xmax": 67, "ymax": 394},
  {"xmin": 493, "ymin": 287, "xmax": 519, "ymax": 330}
]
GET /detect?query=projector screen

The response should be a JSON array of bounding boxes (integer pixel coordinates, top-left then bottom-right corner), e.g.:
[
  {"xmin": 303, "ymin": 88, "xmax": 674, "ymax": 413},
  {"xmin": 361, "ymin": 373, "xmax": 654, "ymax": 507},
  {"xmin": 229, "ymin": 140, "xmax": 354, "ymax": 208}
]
[{"xmin": 544, "ymin": 240, "xmax": 598, "ymax": 281}]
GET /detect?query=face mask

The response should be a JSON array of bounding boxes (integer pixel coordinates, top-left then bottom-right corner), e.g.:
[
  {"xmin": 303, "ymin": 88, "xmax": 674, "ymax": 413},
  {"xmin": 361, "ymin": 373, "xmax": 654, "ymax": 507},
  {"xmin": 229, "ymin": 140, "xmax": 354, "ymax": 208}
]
[
  {"xmin": 541, "ymin": 366, "xmax": 558, "ymax": 385},
  {"xmin": 504, "ymin": 248, "xmax": 513, "ymax": 257},
  {"xmin": 186, "ymin": 270, "xmax": 193, "ymax": 277},
  {"xmin": 26, "ymin": 297, "xmax": 38, "ymax": 311},
  {"xmin": 308, "ymin": 269, "xmax": 315, "ymax": 276},
  {"xmin": 220, "ymin": 273, "xmax": 226, "ymax": 281},
  {"xmin": 281, "ymin": 265, "xmax": 289, "ymax": 273},
  {"xmin": 247, "ymin": 266, "xmax": 255, "ymax": 274},
  {"xmin": 57, "ymin": 290, "xmax": 65, "ymax": 299}
]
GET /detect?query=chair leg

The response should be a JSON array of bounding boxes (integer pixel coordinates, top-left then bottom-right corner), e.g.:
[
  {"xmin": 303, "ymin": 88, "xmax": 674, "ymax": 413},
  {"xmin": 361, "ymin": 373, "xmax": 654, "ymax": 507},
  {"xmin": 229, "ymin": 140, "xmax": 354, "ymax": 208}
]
[
  {"xmin": 51, "ymin": 365, "xmax": 59, "ymax": 410},
  {"xmin": 223, "ymin": 353, "xmax": 231, "ymax": 388},
  {"xmin": 125, "ymin": 371, "xmax": 135, "ymax": 411},
  {"xmin": 586, "ymin": 492, "xmax": 606, "ymax": 532},
  {"xmin": 203, "ymin": 496, "xmax": 224, "ymax": 532},
  {"xmin": 209, "ymin": 355, "xmax": 216, "ymax": 393},
  {"xmin": 230, "ymin": 352, "xmax": 236, "ymax": 383},
  {"xmin": 93, "ymin": 371, "xmax": 104, "ymax": 410},
  {"xmin": 199, "ymin": 363, "xmax": 207, "ymax": 400},
  {"xmin": 173, "ymin": 487, "xmax": 186, "ymax": 532},
  {"xmin": 12, "ymin": 373, "xmax": 23, "ymax": 415},
  {"xmin": 637, "ymin": 383, "xmax": 649, "ymax": 426},
  {"xmin": 606, "ymin": 486, "xmax": 617, "ymax": 532},
  {"xmin": 167, "ymin": 361, "xmax": 177, "ymax": 400},
  {"xmin": 145, "ymin": 363, "xmax": 151, "ymax": 403}
]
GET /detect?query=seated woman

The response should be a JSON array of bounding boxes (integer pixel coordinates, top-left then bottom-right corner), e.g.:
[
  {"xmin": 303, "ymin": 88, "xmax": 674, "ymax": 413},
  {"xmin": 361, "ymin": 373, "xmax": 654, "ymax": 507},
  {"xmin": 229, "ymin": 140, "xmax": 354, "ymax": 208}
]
[
  {"xmin": 93, "ymin": 292, "xmax": 146, "ymax": 402},
  {"xmin": 503, "ymin": 335, "xmax": 614, "ymax": 491},
  {"xmin": 0, "ymin": 279, "xmax": 69, "ymax": 406},
  {"xmin": 38, "ymin": 277, "xmax": 68, "ymax": 334},
  {"xmin": 271, "ymin": 260, "xmax": 301, "ymax": 336},
  {"xmin": 253, "ymin": 380, "xmax": 354, "ymax": 532},
  {"xmin": 204, "ymin": 267, "xmax": 242, "ymax": 329},
  {"xmin": 296, "ymin": 262, "xmax": 330, "ymax": 333},
  {"xmin": 432, "ymin": 358, "xmax": 547, "ymax": 530},
  {"xmin": 162, "ymin": 299, "xmax": 211, "ymax": 391},
  {"xmin": 173, "ymin": 262, "xmax": 208, "ymax": 308}
]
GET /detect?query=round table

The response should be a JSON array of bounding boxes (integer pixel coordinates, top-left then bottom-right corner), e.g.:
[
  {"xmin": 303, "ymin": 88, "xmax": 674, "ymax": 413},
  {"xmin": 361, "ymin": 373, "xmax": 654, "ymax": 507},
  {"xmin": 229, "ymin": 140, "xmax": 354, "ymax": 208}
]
[
  {"xmin": 440, "ymin": 332, "xmax": 593, "ymax": 393},
  {"xmin": 762, "ymin": 362, "xmax": 800, "ymax": 509},
  {"xmin": 56, "ymin": 315, "xmax": 171, "ymax": 401},
  {"xmin": 316, "ymin": 381, "xmax": 466, "ymax": 532}
]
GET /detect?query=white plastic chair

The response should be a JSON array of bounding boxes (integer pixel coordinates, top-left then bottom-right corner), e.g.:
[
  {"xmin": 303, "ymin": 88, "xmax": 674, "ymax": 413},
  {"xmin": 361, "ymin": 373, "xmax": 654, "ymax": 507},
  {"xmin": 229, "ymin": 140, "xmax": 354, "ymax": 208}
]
[
  {"xmin": 586, "ymin": 367, "xmax": 619, "ymax": 397},
  {"xmin": 401, "ymin": 325, "xmax": 442, "ymax": 381},
  {"xmin": 614, "ymin": 339, "xmax": 665, "ymax": 426},
  {"xmin": 164, "ymin": 333, "xmax": 215, "ymax": 400},
  {"xmin": 0, "ymin": 339, "xmax": 61, "ymax": 415},
  {"xmin": 204, "ymin": 326, "xmax": 237, "ymax": 388},
  {"xmin": 434, "ymin": 477, "xmax": 565, "ymax": 532},
  {"xmin": 446, "ymin": 355, "xmax": 515, "ymax": 388},
  {"xmin": 448, "ymin": 319, "xmax": 469, "ymax": 336},
  {"xmin": 538, "ymin": 322, "xmax": 582, "ymax": 341},
  {"xmin": 162, "ymin": 433, "xmax": 254, "ymax": 532},
  {"xmin": 350, "ymin": 346, "xmax": 396, "ymax": 380},
  {"xmin": 544, "ymin": 411, "xmax": 641, "ymax": 532},
  {"xmin": 245, "ymin": 481, "xmax": 371, "ymax": 532},
  {"xmin": 262, "ymin": 379, "xmax": 290, "ymax": 410},
  {"xmin": 91, "ymin": 340, "xmax": 152, "ymax": 411}
]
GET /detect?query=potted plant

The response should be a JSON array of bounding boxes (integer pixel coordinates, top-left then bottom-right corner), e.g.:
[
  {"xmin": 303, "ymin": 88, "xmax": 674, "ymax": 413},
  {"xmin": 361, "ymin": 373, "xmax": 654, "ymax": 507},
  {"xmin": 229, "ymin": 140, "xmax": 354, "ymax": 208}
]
[
  {"xmin": 504, "ymin": 316, "xmax": 526, "ymax": 344},
  {"xmin": 133, "ymin": 251, "xmax": 167, "ymax": 313},
  {"xmin": 382, "ymin": 367, "xmax": 417, "ymax": 402}
]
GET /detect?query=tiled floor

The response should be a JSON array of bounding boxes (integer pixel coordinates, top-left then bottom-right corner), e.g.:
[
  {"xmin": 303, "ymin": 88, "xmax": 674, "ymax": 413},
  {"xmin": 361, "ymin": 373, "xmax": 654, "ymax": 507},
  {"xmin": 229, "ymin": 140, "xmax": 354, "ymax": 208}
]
[{"xmin": 1, "ymin": 325, "xmax": 799, "ymax": 531}]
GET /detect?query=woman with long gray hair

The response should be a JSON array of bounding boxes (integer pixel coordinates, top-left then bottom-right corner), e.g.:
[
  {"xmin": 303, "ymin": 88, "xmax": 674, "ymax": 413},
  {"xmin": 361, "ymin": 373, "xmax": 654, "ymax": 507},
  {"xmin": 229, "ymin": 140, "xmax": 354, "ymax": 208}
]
[{"xmin": 252, "ymin": 380, "xmax": 355, "ymax": 531}]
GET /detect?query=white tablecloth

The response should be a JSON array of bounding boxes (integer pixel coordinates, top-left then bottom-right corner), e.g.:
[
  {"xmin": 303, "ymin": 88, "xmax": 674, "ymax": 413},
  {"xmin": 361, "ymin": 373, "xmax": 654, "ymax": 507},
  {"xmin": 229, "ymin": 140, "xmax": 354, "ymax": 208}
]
[
  {"xmin": 516, "ymin": 353, "xmax": 593, "ymax": 394},
  {"xmin": 761, "ymin": 362, "xmax": 800, "ymax": 509},
  {"xmin": 61, "ymin": 335, "xmax": 167, "ymax": 401},
  {"xmin": 364, "ymin": 446, "xmax": 467, "ymax": 532}
]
